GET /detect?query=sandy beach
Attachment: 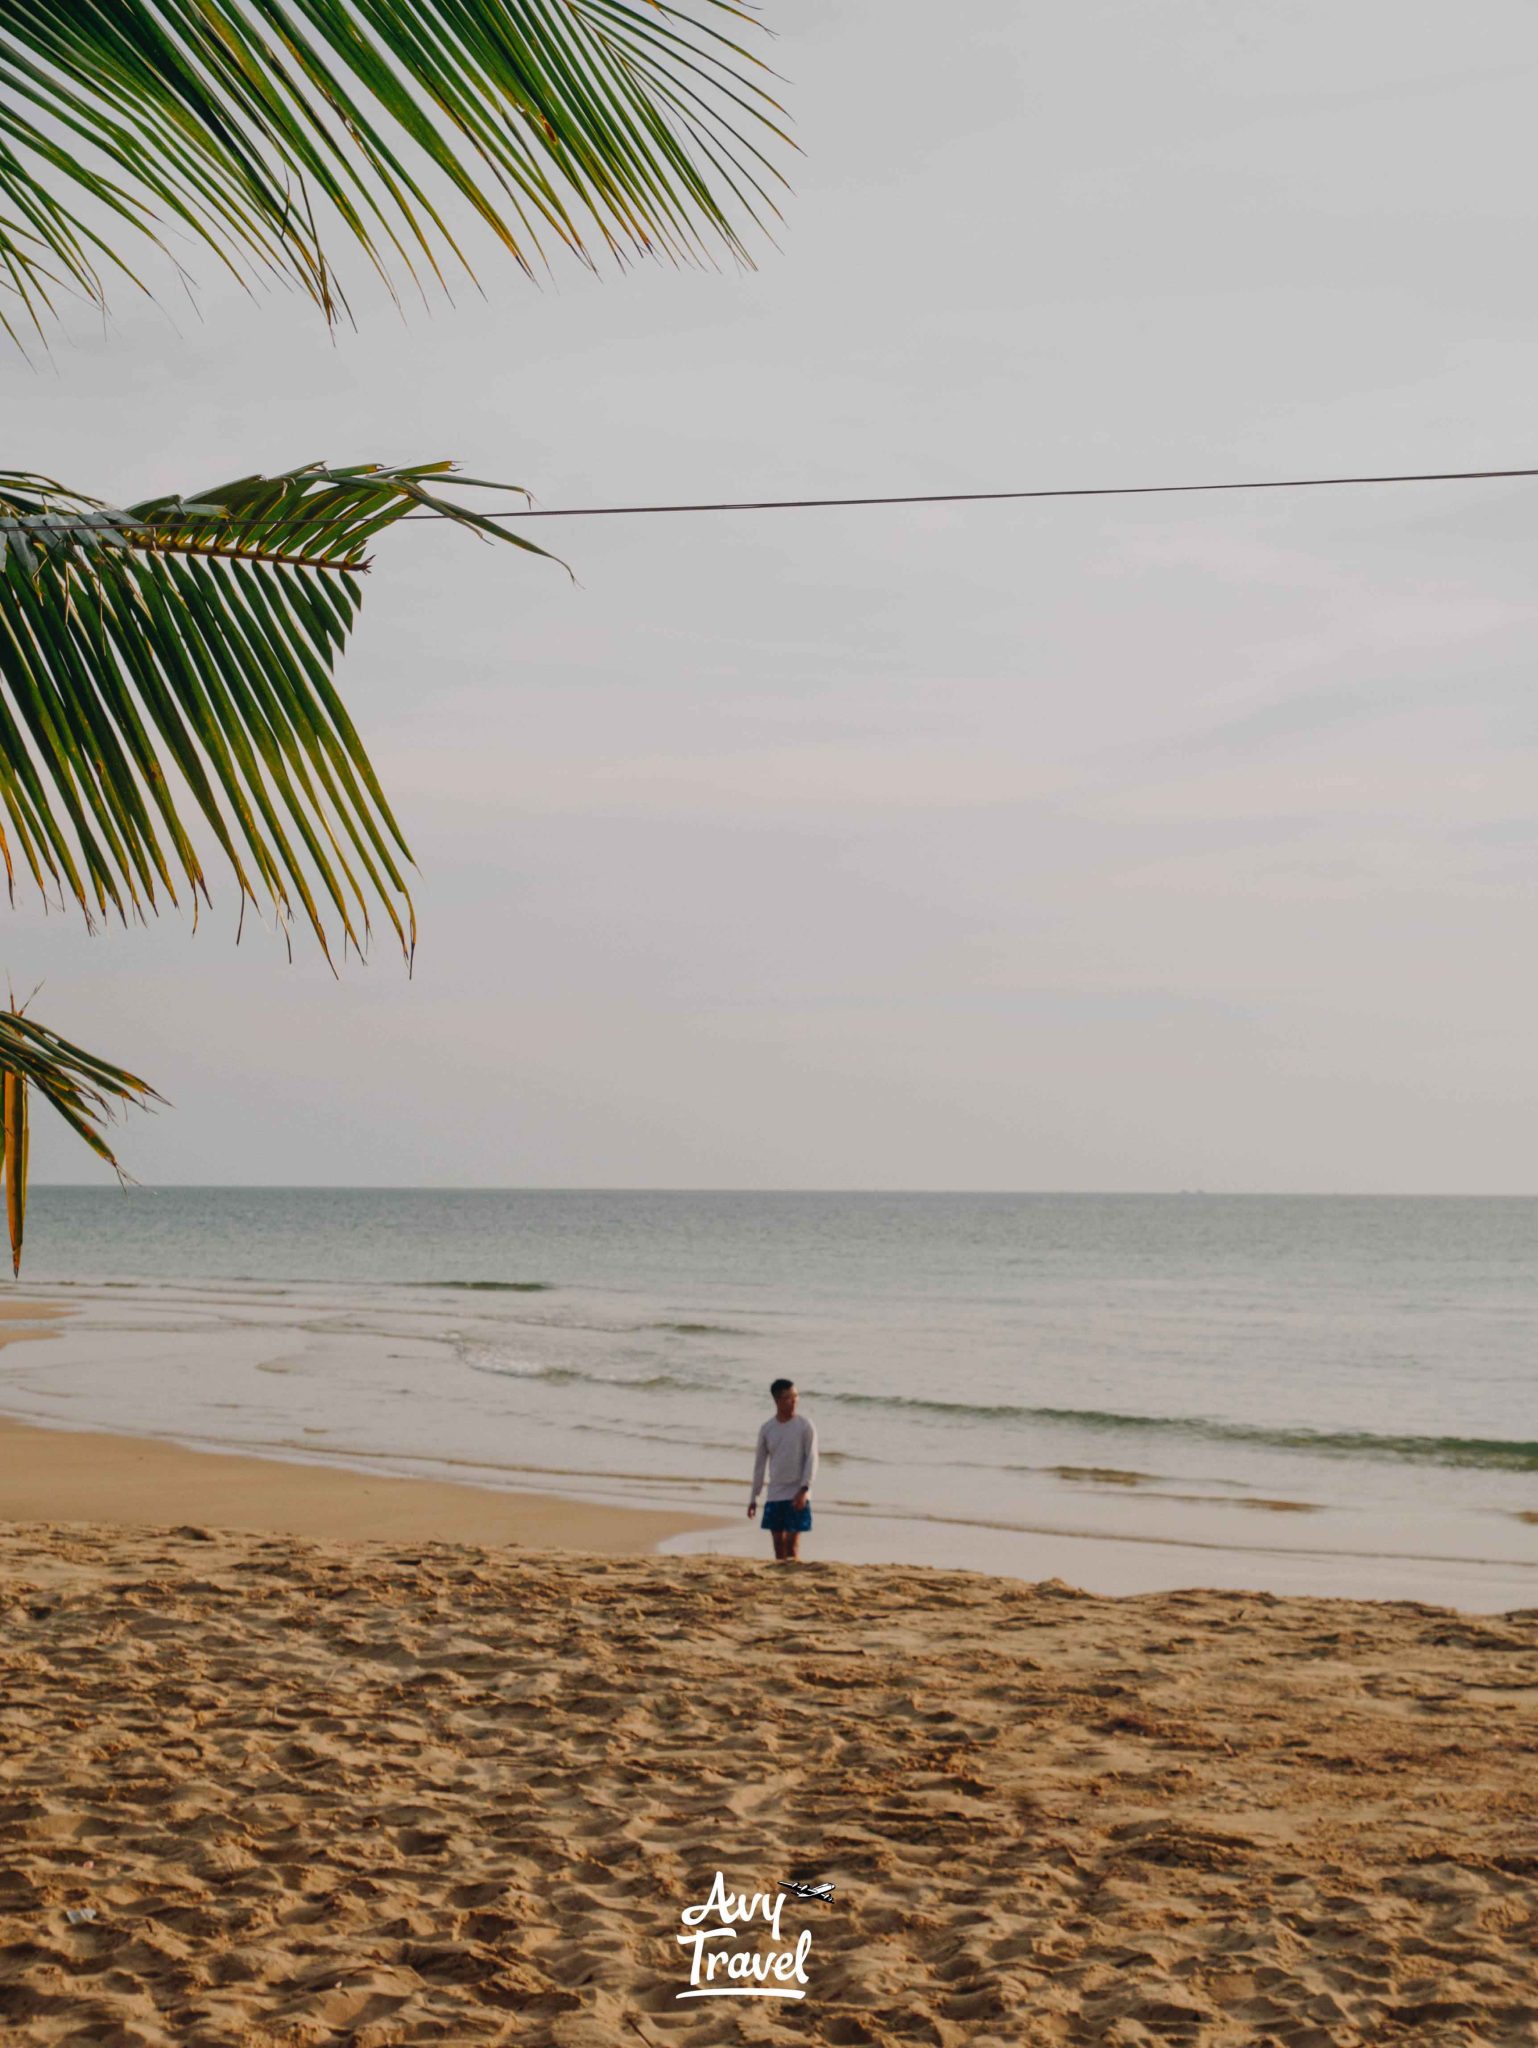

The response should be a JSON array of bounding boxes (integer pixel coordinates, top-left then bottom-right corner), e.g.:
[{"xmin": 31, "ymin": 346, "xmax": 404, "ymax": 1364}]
[
  {"xmin": 1, "ymin": 1523, "xmax": 1536, "ymax": 2047},
  {"xmin": 2, "ymin": 1521, "xmax": 1536, "ymax": 2042},
  {"xmin": 4, "ymin": 1301, "xmax": 1538, "ymax": 2044}
]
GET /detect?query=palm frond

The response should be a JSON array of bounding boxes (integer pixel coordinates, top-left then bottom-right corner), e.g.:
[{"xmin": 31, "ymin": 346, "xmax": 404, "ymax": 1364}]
[
  {"xmin": 0, "ymin": 1002, "xmax": 162, "ymax": 1274},
  {"xmin": 0, "ymin": 460, "xmax": 554, "ymax": 962},
  {"xmin": 0, "ymin": 0, "xmax": 790, "ymax": 339}
]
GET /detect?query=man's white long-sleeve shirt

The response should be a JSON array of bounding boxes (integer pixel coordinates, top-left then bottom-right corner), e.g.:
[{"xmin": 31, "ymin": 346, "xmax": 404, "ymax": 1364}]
[{"xmin": 750, "ymin": 1413, "xmax": 818, "ymax": 1506}]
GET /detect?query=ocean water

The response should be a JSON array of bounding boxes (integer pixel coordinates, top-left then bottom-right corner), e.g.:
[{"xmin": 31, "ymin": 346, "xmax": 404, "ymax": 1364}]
[{"xmin": 5, "ymin": 1189, "xmax": 1536, "ymax": 1608}]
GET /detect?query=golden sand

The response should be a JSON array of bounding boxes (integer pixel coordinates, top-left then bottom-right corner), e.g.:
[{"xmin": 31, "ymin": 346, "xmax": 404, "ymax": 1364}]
[
  {"xmin": 2, "ymin": 1300, "xmax": 1535, "ymax": 2043},
  {"xmin": 0, "ymin": 1416, "xmax": 711, "ymax": 1555},
  {"xmin": 1, "ymin": 1519, "xmax": 1535, "ymax": 2047}
]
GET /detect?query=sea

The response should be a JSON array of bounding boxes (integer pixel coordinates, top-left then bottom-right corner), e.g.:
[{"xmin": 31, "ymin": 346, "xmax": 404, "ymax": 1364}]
[{"xmin": 5, "ymin": 1189, "xmax": 1536, "ymax": 1610}]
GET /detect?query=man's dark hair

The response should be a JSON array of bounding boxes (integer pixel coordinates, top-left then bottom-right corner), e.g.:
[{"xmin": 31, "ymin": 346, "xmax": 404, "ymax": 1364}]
[{"xmin": 770, "ymin": 1377, "xmax": 795, "ymax": 1399}]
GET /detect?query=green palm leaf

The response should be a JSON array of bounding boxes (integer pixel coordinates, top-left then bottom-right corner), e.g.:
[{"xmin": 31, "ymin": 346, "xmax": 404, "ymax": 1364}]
[
  {"xmin": 0, "ymin": 5, "xmax": 791, "ymax": 1257},
  {"xmin": 0, "ymin": 461, "xmax": 554, "ymax": 962},
  {"xmin": 0, "ymin": 0, "xmax": 789, "ymax": 339},
  {"xmin": 0, "ymin": 1002, "xmax": 162, "ymax": 1273}
]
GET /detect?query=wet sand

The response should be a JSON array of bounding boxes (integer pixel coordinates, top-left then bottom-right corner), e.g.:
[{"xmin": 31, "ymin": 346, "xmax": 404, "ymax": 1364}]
[{"xmin": 0, "ymin": 1413, "xmax": 712, "ymax": 1555}]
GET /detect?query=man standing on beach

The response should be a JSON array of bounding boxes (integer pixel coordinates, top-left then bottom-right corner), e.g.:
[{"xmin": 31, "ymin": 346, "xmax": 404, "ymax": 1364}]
[{"xmin": 748, "ymin": 1378, "xmax": 818, "ymax": 1562}]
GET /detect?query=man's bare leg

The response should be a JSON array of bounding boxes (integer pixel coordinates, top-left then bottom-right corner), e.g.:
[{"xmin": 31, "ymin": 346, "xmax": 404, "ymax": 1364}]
[
  {"xmin": 783, "ymin": 1531, "xmax": 801, "ymax": 1562},
  {"xmin": 771, "ymin": 1529, "xmax": 790, "ymax": 1561}
]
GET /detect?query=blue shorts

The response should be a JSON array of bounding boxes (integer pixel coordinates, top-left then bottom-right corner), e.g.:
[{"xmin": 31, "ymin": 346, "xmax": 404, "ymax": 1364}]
[{"xmin": 762, "ymin": 1499, "xmax": 812, "ymax": 1534}]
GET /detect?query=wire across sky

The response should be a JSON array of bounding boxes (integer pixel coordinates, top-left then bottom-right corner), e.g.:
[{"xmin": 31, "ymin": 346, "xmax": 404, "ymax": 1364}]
[{"xmin": 405, "ymin": 462, "xmax": 1538, "ymax": 523}]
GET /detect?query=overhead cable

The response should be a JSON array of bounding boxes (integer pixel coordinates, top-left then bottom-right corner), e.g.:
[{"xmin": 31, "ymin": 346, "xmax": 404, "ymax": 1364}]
[{"xmin": 402, "ymin": 463, "xmax": 1538, "ymax": 522}]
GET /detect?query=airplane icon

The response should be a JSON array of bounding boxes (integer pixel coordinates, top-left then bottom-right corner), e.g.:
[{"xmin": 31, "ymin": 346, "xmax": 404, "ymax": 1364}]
[{"xmin": 778, "ymin": 1878, "xmax": 836, "ymax": 1903}]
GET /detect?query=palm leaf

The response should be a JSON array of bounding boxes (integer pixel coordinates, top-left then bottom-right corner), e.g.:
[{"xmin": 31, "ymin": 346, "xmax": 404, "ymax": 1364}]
[
  {"xmin": 0, "ymin": 0, "xmax": 789, "ymax": 340},
  {"xmin": 0, "ymin": 460, "xmax": 555, "ymax": 961},
  {"xmin": 0, "ymin": 1002, "xmax": 162, "ymax": 1274}
]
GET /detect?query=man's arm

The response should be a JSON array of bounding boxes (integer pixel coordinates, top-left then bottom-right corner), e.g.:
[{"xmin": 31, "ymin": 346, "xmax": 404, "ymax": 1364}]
[
  {"xmin": 748, "ymin": 1423, "xmax": 768, "ymax": 1517},
  {"xmin": 794, "ymin": 1419, "xmax": 818, "ymax": 1507}
]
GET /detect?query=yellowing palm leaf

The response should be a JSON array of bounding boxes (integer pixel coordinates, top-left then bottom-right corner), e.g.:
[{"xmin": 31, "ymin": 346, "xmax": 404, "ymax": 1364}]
[{"xmin": 0, "ymin": 1004, "xmax": 164, "ymax": 1274}]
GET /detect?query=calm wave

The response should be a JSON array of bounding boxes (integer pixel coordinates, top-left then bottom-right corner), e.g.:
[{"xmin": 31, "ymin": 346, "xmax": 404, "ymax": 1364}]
[{"xmin": 7, "ymin": 1188, "xmax": 1537, "ymax": 1600}]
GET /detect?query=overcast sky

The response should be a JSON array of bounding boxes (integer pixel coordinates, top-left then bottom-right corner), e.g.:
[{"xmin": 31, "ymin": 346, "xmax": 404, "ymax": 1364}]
[{"xmin": 9, "ymin": 0, "xmax": 1538, "ymax": 1192}]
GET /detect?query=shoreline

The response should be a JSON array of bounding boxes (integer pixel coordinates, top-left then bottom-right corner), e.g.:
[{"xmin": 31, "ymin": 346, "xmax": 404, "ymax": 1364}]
[
  {"xmin": 6, "ymin": 1407, "xmax": 1534, "ymax": 1613},
  {"xmin": 1, "ymin": 1297, "xmax": 1534, "ymax": 1605},
  {"xmin": 0, "ymin": 1297, "xmax": 716, "ymax": 1553}
]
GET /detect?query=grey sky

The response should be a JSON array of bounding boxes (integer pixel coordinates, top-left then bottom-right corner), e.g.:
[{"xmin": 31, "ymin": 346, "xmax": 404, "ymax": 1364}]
[{"xmin": 8, "ymin": 0, "xmax": 1538, "ymax": 1192}]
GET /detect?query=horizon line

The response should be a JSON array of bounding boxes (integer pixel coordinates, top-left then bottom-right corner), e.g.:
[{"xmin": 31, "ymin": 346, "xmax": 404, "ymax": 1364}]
[{"xmin": 24, "ymin": 1184, "xmax": 1538, "ymax": 1200}]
